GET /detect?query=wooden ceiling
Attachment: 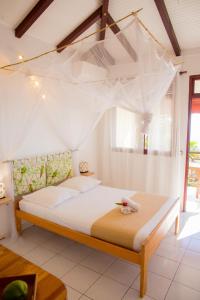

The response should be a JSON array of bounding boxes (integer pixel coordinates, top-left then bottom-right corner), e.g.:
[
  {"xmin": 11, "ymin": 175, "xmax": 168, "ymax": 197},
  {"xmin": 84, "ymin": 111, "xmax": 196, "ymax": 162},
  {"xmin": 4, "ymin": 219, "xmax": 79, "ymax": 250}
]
[{"xmin": 14, "ymin": 0, "xmax": 181, "ymax": 56}]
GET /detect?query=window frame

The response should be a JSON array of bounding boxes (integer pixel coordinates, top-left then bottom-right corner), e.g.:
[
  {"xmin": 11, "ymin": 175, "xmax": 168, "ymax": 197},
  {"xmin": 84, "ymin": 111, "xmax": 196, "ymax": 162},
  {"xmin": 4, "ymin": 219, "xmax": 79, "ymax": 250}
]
[{"xmin": 112, "ymin": 89, "xmax": 174, "ymax": 156}]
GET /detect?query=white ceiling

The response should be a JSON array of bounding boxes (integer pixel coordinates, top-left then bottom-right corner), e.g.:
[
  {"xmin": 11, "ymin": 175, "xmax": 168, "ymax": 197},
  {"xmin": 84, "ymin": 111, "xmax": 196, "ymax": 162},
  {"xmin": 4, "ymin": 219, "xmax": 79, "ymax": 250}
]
[{"xmin": 0, "ymin": 0, "xmax": 199, "ymax": 53}]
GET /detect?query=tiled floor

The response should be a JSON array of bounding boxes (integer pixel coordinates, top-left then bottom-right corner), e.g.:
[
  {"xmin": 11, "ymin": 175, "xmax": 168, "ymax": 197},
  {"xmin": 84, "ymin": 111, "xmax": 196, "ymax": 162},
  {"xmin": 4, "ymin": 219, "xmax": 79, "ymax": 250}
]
[{"xmin": 1, "ymin": 207, "xmax": 200, "ymax": 299}]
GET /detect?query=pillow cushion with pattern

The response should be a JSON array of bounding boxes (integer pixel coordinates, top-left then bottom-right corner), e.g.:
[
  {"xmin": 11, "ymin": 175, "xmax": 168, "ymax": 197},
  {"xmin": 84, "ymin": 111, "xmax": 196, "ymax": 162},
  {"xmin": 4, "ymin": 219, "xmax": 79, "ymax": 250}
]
[
  {"xmin": 46, "ymin": 150, "xmax": 73, "ymax": 185},
  {"xmin": 13, "ymin": 157, "xmax": 46, "ymax": 196}
]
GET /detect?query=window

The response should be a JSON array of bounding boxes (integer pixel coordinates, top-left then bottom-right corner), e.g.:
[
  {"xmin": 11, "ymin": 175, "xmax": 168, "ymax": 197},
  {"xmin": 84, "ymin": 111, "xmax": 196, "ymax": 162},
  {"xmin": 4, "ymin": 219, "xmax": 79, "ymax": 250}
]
[
  {"xmin": 113, "ymin": 107, "xmax": 142, "ymax": 151},
  {"xmin": 194, "ymin": 79, "xmax": 200, "ymax": 94},
  {"xmin": 113, "ymin": 90, "xmax": 174, "ymax": 155}
]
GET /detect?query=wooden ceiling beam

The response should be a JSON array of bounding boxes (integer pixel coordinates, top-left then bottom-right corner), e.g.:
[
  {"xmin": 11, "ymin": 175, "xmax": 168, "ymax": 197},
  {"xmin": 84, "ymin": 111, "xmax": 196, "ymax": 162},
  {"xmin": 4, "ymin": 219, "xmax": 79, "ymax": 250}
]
[
  {"xmin": 107, "ymin": 13, "xmax": 137, "ymax": 61},
  {"xmin": 99, "ymin": 0, "xmax": 109, "ymax": 40},
  {"xmin": 154, "ymin": 0, "xmax": 181, "ymax": 56},
  {"xmin": 57, "ymin": 6, "xmax": 102, "ymax": 53},
  {"xmin": 15, "ymin": 0, "xmax": 54, "ymax": 38}
]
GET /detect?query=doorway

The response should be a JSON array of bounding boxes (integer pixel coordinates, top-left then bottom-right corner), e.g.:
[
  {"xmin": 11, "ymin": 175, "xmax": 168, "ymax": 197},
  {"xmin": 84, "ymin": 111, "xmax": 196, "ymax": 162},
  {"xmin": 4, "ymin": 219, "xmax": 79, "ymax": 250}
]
[{"xmin": 184, "ymin": 75, "xmax": 200, "ymax": 211}]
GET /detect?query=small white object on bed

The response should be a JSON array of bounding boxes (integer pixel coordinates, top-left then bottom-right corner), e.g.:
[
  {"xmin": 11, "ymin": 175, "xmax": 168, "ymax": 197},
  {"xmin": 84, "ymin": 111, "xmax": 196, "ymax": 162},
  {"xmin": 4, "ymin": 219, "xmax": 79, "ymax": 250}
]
[{"xmin": 122, "ymin": 197, "xmax": 141, "ymax": 211}]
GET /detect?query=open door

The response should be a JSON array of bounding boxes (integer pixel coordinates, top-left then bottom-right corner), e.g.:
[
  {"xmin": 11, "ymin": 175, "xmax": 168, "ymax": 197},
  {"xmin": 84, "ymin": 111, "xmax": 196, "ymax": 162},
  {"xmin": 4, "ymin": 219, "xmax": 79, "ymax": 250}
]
[{"xmin": 184, "ymin": 75, "xmax": 200, "ymax": 211}]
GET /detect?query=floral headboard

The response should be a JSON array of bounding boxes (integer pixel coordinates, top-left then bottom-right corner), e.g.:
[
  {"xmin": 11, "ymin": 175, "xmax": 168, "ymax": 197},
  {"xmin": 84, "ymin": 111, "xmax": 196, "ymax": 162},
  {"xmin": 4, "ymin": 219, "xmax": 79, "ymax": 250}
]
[
  {"xmin": 13, "ymin": 150, "xmax": 73, "ymax": 197},
  {"xmin": 46, "ymin": 151, "xmax": 73, "ymax": 185}
]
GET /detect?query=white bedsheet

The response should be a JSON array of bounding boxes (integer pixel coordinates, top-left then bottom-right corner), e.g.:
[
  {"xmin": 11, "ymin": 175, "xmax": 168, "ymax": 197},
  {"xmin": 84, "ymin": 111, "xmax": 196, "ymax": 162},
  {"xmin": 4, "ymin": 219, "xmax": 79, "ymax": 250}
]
[{"xmin": 19, "ymin": 185, "xmax": 177, "ymax": 251}]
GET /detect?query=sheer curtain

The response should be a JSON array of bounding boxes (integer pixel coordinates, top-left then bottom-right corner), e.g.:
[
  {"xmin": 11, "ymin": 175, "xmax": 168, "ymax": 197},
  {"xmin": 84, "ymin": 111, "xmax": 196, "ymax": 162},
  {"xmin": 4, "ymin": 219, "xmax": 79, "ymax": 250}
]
[{"xmin": 97, "ymin": 78, "xmax": 181, "ymax": 198}]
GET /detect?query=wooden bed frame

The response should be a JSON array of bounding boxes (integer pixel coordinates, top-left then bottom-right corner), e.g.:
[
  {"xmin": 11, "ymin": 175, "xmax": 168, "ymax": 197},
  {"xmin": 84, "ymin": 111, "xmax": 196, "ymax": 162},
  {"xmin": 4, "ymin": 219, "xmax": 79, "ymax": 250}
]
[{"xmin": 15, "ymin": 197, "xmax": 180, "ymax": 298}]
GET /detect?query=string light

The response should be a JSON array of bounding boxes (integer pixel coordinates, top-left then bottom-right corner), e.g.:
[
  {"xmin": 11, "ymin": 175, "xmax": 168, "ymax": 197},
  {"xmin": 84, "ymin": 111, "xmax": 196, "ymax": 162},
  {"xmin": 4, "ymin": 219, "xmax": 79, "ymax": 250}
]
[
  {"xmin": 34, "ymin": 80, "xmax": 39, "ymax": 87},
  {"xmin": 29, "ymin": 75, "xmax": 35, "ymax": 81},
  {"xmin": 29, "ymin": 75, "xmax": 40, "ymax": 88},
  {"xmin": 18, "ymin": 55, "xmax": 23, "ymax": 61}
]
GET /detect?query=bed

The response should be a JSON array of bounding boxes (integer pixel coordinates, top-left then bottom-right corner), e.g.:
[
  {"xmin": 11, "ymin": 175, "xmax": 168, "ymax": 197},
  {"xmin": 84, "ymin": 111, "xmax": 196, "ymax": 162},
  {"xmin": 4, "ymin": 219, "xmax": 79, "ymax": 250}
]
[{"xmin": 13, "ymin": 151, "xmax": 180, "ymax": 298}]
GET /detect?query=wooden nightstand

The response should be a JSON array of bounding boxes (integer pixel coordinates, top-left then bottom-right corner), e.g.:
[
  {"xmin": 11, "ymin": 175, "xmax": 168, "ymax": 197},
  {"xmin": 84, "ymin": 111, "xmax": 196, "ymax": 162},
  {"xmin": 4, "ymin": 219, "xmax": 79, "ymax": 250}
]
[
  {"xmin": 0, "ymin": 197, "xmax": 11, "ymax": 240},
  {"xmin": 0, "ymin": 197, "xmax": 10, "ymax": 206},
  {"xmin": 80, "ymin": 172, "xmax": 94, "ymax": 177}
]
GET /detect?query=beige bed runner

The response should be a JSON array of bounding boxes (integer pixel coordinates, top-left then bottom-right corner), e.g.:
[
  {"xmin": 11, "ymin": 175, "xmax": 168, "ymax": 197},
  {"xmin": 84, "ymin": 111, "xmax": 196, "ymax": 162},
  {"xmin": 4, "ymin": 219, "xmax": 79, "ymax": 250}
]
[{"xmin": 91, "ymin": 192, "xmax": 168, "ymax": 250}]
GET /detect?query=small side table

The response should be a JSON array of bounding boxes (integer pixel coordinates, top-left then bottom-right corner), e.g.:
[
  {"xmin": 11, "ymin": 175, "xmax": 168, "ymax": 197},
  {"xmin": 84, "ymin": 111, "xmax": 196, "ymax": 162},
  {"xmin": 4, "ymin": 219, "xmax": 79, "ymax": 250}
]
[
  {"xmin": 80, "ymin": 172, "xmax": 94, "ymax": 177},
  {"xmin": 0, "ymin": 197, "xmax": 11, "ymax": 206},
  {"xmin": 0, "ymin": 197, "xmax": 11, "ymax": 240}
]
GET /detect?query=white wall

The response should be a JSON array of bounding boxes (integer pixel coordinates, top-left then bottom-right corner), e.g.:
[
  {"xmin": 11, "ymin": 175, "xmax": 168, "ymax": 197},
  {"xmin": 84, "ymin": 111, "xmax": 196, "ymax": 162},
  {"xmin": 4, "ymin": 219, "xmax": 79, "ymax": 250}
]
[{"xmin": 79, "ymin": 129, "xmax": 98, "ymax": 175}]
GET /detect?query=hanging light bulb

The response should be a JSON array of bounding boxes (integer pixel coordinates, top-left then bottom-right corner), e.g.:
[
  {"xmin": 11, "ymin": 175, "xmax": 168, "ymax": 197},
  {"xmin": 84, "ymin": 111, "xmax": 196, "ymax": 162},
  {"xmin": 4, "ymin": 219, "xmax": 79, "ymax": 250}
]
[
  {"xmin": 34, "ymin": 80, "xmax": 39, "ymax": 87},
  {"xmin": 29, "ymin": 75, "xmax": 35, "ymax": 81},
  {"xmin": 18, "ymin": 55, "xmax": 24, "ymax": 61},
  {"xmin": 41, "ymin": 94, "xmax": 46, "ymax": 99}
]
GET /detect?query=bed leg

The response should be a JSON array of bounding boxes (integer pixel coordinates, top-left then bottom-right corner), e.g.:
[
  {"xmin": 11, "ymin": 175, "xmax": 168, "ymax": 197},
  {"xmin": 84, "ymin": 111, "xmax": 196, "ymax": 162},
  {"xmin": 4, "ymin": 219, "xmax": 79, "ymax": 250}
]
[
  {"xmin": 175, "ymin": 213, "xmax": 180, "ymax": 235},
  {"xmin": 16, "ymin": 217, "xmax": 22, "ymax": 235},
  {"xmin": 140, "ymin": 247, "xmax": 148, "ymax": 298}
]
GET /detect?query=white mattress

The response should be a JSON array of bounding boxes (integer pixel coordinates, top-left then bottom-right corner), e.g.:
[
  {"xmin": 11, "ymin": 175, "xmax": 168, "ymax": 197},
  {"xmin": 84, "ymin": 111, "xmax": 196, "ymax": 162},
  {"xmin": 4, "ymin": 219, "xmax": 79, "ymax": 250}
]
[{"xmin": 19, "ymin": 185, "xmax": 177, "ymax": 251}]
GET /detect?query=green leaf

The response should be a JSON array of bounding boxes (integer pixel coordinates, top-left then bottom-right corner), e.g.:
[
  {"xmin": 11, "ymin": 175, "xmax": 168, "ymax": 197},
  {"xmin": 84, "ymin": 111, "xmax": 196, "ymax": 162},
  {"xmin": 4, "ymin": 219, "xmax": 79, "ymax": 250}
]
[
  {"xmin": 40, "ymin": 165, "xmax": 45, "ymax": 177},
  {"xmin": 52, "ymin": 170, "xmax": 58, "ymax": 178},
  {"xmin": 21, "ymin": 166, "xmax": 27, "ymax": 175},
  {"xmin": 28, "ymin": 184, "xmax": 33, "ymax": 192}
]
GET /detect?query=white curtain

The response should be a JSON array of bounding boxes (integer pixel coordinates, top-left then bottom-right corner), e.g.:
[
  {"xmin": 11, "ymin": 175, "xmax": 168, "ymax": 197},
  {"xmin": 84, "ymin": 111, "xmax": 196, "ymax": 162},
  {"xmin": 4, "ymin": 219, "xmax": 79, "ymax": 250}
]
[{"xmin": 97, "ymin": 77, "xmax": 181, "ymax": 198}]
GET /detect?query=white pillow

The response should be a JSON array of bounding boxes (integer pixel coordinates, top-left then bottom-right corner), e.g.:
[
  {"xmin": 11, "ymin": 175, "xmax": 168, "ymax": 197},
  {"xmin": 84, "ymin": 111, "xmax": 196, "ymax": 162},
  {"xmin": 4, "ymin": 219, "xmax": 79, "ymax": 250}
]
[
  {"xmin": 22, "ymin": 186, "xmax": 73, "ymax": 208},
  {"xmin": 57, "ymin": 186, "xmax": 80, "ymax": 198},
  {"xmin": 60, "ymin": 176, "xmax": 101, "ymax": 192}
]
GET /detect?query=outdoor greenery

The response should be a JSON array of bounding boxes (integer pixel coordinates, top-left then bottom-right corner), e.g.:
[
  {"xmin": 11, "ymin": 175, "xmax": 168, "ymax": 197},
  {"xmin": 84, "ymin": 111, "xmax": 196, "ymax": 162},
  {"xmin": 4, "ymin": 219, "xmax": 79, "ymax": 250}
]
[{"xmin": 189, "ymin": 140, "xmax": 200, "ymax": 162}]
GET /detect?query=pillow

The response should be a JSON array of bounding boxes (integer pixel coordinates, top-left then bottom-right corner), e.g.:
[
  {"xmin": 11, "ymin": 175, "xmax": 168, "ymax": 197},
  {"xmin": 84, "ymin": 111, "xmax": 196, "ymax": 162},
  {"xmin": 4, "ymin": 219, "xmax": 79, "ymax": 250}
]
[
  {"xmin": 13, "ymin": 156, "xmax": 46, "ymax": 196},
  {"xmin": 22, "ymin": 186, "xmax": 72, "ymax": 208},
  {"xmin": 60, "ymin": 176, "xmax": 101, "ymax": 192},
  {"xmin": 57, "ymin": 186, "xmax": 80, "ymax": 198}
]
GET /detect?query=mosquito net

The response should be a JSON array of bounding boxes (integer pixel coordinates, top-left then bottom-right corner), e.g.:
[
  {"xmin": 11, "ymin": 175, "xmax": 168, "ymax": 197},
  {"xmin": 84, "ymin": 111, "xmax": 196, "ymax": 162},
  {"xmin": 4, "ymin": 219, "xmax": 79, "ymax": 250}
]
[{"xmin": 0, "ymin": 16, "xmax": 176, "ymax": 161}]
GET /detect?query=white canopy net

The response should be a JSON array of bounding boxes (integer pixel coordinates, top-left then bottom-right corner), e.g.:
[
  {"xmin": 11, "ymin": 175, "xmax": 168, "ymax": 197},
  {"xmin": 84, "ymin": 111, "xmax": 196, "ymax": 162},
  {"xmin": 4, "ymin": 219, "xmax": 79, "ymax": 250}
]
[{"xmin": 0, "ymin": 16, "xmax": 176, "ymax": 161}]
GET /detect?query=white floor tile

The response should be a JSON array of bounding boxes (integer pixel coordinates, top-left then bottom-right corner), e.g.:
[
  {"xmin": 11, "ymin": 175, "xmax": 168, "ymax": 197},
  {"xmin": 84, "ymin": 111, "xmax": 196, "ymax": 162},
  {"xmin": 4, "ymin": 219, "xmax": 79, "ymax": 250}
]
[
  {"xmin": 24, "ymin": 246, "xmax": 56, "ymax": 265},
  {"xmin": 24, "ymin": 226, "xmax": 55, "ymax": 240},
  {"xmin": 80, "ymin": 250, "xmax": 115, "ymax": 274},
  {"xmin": 79, "ymin": 296, "xmax": 92, "ymax": 300},
  {"xmin": 7, "ymin": 237, "xmax": 37, "ymax": 255},
  {"xmin": 188, "ymin": 239, "xmax": 200, "ymax": 253},
  {"xmin": 42, "ymin": 254, "xmax": 76, "ymax": 278},
  {"xmin": 174, "ymin": 264, "xmax": 200, "ymax": 291},
  {"xmin": 61, "ymin": 243, "xmax": 94, "ymax": 263},
  {"xmin": 148, "ymin": 255, "xmax": 179, "ymax": 279},
  {"xmin": 161, "ymin": 234, "xmax": 190, "ymax": 249},
  {"xmin": 0, "ymin": 237, "xmax": 15, "ymax": 247},
  {"xmin": 191, "ymin": 231, "xmax": 200, "ymax": 240},
  {"xmin": 123, "ymin": 288, "xmax": 153, "ymax": 300},
  {"xmin": 86, "ymin": 276, "xmax": 128, "ymax": 300},
  {"xmin": 41, "ymin": 235, "xmax": 70, "ymax": 253},
  {"xmin": 182, "ymin": 250, "xmax": 200, "ymax": 270},
  {"xmin": 65, "ymin": 286, "xmax": 82, "ymax": 300},
  {"xmin": 155, "ymin": 243, "xmax": 185, "ymax": 262},
  {"xmin": 132, "ymin": 272, "xmax": 171, "ymax": 300},
  {"xmin": 21, "ymin": 226, "xmax": 51, "ymax": 243},
  {"xmin": 166, "ymin": 282, "xmax": 200, "ymax": 300},
  {"xmin": 62, "ymin": 265, "xmax": 100, "ymax": 293},
  {"xmin": 57, "ymin": 237, "xmax": 76, "ymax": 249},
  {"xmin": 104, "ymin": 259, "xmax": 139, "ymax": 286}
]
